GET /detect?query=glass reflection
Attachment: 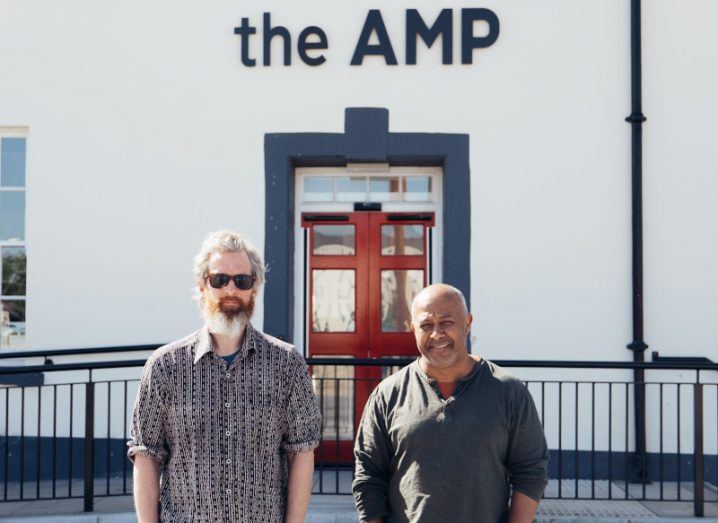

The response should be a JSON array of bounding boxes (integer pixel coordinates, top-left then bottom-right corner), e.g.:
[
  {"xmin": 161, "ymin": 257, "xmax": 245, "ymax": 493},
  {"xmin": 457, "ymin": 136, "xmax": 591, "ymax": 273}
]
[
  {"xmin": 1, "ymin": 247, "xmax": 26, "ymax": 295},
  {"xmin": 313, "ymin": 225, "xmax": 355, "ymax": 255},
  {"xmin": 403, "ymin": 176, "xmax": 432, "ymax": 202},
  {"xmin": 303, "ymin": 177, "xmax": 333, "ymax": 202},
  {"xmin": 312, "ymin": 362, "xmax": 354, "ymax": 440},
  {"xmin": 336, "ymin": 177, "xmax": 367, "ymax": 202},
  {"xmin": 381, "ymin": 270, "xmax": 423, "ymax": 332},
  {"xmin": 312, "ymin": 270, "xmax": 355, "ymax": 332},
  {"xmin": 368, "ymin": 177, "xmax": 401, "ymax": 202},
  {"xmin": 0, "ymin": 191, "xmax": 25, "ymax": 241},
  {"xmin": 1, "ymin": 300, "xmax": 25, "ymax": 348},
  {"xmin": 1, "ymin": 138, "xmax": 26, "ymax": 187},
  {"xmin": 381, "ymin": 225, "xmax": 424, "ymax": 255}
]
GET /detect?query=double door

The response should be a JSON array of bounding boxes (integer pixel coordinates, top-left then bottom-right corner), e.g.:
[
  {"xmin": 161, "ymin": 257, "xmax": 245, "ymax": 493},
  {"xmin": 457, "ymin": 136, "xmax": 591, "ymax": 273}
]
[{"xmin": 302, "ymin": 211, "xmax": 434, "ymax": 462}]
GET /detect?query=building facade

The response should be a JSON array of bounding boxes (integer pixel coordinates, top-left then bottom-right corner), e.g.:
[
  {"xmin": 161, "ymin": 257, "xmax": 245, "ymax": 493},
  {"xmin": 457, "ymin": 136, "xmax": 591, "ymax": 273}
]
[{"xmin": 0, "ymin": 0, "xmax": 716, "ymax": 481}]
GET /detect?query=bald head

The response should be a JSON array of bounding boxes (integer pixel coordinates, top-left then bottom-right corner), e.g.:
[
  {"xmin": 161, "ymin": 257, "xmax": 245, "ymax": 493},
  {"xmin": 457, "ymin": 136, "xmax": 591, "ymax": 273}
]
[
  {"xmin": 410, "ymin": 284, "xmax": 473, "ymax": 375},
  {"xmin": 411, "ymin": 284, "xmax": 468, "ymax": 318}
]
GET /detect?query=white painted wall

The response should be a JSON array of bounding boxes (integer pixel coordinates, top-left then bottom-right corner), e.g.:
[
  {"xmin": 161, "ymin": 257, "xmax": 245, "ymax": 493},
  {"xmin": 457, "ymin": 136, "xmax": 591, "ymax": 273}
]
[
  {"xmin": 0, "ymin": 0, "xmax": 716, "ymax": 450},
  {"xmin": 642, "ymin": 0, "xmax": 718, "ymax": 358}
]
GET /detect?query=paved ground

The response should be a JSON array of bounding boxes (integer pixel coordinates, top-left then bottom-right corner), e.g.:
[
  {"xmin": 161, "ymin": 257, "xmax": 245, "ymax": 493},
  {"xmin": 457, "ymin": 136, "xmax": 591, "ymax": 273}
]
[{"xmin": 0, "ymin": 477, "xmax": 715, "ymax": 522}]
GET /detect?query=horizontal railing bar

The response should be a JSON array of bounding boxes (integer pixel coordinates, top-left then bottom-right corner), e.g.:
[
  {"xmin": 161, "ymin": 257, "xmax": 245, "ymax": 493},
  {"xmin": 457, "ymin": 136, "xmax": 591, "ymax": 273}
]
[
  {"xmin": 1, "ymin": 357, "xmax": 718, "ymax": 375},
  {"xmin": 0, "ymin": 360, "xmax": 148, "ymax": 374},
  {"xmin": 307, "ymin": 358, "xmax": 718, "ymax": 370},
  {"xmin": 0, "ymin": 345, "xmax": 158, "ymax": 360}
]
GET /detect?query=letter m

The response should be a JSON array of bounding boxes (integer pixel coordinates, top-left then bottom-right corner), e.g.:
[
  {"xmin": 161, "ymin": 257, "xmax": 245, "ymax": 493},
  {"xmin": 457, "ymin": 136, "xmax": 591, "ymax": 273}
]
[{"xmin": 406, "ymin": 9, "xmax": 453, "ymax": 65}]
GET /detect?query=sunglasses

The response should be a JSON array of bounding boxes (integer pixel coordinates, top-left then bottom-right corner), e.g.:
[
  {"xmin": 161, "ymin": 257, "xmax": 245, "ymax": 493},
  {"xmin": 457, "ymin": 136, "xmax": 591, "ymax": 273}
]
[{"xmin": 206, "ymin": 273, "xmax": 256, "ymax": 290}]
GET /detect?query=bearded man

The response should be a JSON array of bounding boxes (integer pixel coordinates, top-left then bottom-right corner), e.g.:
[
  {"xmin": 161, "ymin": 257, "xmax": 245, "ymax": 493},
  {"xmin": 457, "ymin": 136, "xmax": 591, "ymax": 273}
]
[{"xmin": 128, "ymin": 230, "xmax": 321, "ymax": 523}]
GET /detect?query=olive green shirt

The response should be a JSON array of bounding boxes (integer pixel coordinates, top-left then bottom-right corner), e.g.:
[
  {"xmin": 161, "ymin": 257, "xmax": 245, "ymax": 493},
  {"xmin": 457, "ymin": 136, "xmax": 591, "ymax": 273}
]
[{"xmin": 353, "ymin": 359, "xmax": 548, "ymax": 523}]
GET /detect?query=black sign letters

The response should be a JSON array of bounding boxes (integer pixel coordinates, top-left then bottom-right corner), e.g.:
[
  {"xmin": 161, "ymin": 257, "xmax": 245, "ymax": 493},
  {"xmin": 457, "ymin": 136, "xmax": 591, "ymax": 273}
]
[{"xmin": 233, "ymin": 8, "xmax": 499, "ymax": 67}]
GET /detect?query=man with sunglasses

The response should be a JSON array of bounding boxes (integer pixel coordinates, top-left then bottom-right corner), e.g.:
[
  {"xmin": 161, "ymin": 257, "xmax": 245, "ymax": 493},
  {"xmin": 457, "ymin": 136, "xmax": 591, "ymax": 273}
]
[{"xmin": 128, "ymin": 230, "xmax": 321, "ymax": 523}]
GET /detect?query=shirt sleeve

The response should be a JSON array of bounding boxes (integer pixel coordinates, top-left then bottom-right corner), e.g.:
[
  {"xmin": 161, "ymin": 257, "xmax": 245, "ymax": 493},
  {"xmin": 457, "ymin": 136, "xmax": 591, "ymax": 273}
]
[
  {"xmin": 281, "ymin": 358, "xmax": 321, "ymax": 453},
  {"xmin": 127, "ymin": 354, "xmax": 170, "ymax": 466},
  {"xmin": 506, "ymin": 381, "xmax": 549, "ymax": 501},
  {"xmin": 352, "ymin": 389, "xmax": 392, "ymax": 522}
]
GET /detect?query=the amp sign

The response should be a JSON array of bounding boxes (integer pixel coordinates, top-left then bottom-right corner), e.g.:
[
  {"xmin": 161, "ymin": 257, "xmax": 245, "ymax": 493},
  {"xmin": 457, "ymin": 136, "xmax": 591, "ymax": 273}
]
[{"xmin": 233, "ymin": 8, "xmax": 500, "ymax": 67}]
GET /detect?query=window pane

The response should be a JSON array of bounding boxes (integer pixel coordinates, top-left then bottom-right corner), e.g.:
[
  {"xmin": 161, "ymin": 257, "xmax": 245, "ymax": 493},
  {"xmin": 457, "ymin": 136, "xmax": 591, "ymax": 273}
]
[
  {"xmin": 403, "ymin": 176, "xmax": 432, "ymax": 202},
  {"xmin": 313, "ymin": 225, "xmax": 355, "ymax": 255},
  {"xmin": 312, "ymin": 362, "xmax": 354, "ymax": 440},
  {"xmin": 381, "ymin": 225, "xmax": 424, "ymax": 255},
  {"xmin": 2, "ymin": 247, "xmax": 26, "ymax": 295},
  {"xmin": 0, "ymin": 191, "xmax": 25, "ymax": 241},
  {"xmin": 336, "ymin": 177, "xmax": 367, "ymax": 202},
  {"xmin": 368, "ymin": 177, "xmax": 401, "ymax": 202},
  {"xmin": 312, "ymin": 270, "xmax": 355, "ymax": 332},
  {"xmin": 1, "ymin": 138, "xmax": 26, "ymax": 187},
  {"xmin": 381, "ymin": 270, "xmax": 424, "ymax": 332},
  {"xmin": 1, "ymin": 300, "xmax": 25, "ymax": 348},
  {"xmin": 303, "ymin": 177, "xmax": 333, "ymax": 202}
]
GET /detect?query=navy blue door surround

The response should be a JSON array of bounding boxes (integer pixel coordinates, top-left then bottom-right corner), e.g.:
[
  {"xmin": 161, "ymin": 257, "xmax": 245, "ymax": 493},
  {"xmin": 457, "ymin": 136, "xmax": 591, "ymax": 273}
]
[{"xmin": 263, "ymin": 107, "xmax": 470, "ymax": 342}]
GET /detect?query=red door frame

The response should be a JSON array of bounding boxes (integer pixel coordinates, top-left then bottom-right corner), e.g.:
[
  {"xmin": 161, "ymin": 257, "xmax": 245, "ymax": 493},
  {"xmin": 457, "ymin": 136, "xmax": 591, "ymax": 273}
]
[
  {"xmin": 368, "ymin": 212, "xmax": 434, "ymax": 356},
  {"xmin": 303, "ymin": 213, "xmax": 369, "ymax": 358},
  {"xmin": 302, "ymin": 212, "xmax": 435, "ymax": 463}
]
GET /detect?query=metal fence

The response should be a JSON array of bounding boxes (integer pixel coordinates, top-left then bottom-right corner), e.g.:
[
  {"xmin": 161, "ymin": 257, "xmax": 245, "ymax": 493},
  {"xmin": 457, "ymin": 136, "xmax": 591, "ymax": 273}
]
[{"xmin": 0, "ymin": 348, "xmax": 716, "ymax": 516}]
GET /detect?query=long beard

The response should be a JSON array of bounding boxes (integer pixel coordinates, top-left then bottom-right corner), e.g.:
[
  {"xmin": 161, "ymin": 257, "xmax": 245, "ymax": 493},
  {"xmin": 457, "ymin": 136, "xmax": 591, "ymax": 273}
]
[{"xmin": 202, "ymin": 295, "xmax": 255, "ymax": 337}]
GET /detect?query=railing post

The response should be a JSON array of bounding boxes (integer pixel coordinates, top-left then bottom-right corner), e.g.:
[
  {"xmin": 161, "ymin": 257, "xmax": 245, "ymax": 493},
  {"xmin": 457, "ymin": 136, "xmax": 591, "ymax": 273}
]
[
  {"xmin": 693, "ymin": 380, "xmax": 704, "ymax": 517},
  {"xmin": 84, "ymin": 380, "xmax": 95, "ymax": 512}
]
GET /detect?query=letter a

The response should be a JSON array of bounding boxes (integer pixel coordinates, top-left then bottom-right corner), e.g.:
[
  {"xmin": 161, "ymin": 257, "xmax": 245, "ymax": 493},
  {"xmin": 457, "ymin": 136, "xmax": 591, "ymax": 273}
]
[{"xmin": 351, "ymin": 10, "xmax": 398, "ymax": 65}]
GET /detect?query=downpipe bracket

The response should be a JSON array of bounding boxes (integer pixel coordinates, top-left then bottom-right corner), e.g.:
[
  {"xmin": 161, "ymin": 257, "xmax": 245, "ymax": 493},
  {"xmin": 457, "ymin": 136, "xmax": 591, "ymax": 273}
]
[{"xmin": 625, "ymin": 112, "xmax": 647, "ymax": 123}]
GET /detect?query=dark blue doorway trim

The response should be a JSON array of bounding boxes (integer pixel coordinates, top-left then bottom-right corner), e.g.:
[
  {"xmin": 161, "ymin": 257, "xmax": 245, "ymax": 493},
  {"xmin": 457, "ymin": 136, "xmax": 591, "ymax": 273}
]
[{"xmin": 263, "ymin": 108, "xmax": 470, "ymax": 342}]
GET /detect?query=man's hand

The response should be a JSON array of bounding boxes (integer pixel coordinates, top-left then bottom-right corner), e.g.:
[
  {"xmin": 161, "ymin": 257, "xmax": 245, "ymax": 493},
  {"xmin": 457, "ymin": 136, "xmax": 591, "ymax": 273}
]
[
  {"xmin": 285, "ymin": 450, "xmax": 314, "ymax": 523},
  {"xmin": 133, "ymin": 455, "xmax": 161, "ymax": 523},
  {"xmin": 508, "ymin": 490, "xmax": 539, "ymax": 523}
]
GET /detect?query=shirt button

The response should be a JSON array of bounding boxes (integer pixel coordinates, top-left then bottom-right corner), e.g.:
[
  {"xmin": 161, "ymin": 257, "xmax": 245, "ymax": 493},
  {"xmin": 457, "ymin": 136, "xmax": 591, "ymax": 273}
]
[
  {"xmin": 226, "ymin": 458, "xmax": 232, "ymax": 464},
  {"xmin": 225, "ymin": 431, "xmax": 231, "ymax": 437},
  {"xmin": 225, "ymin": 372, "xmax": 231, "ymax": 379},
  {"xmin": 226, "ymin": 488, "xmax": 232, "ymax": 495},
  {"xmin": 224, "ymin": 402, "xmax": 230, "ymax": 408}
]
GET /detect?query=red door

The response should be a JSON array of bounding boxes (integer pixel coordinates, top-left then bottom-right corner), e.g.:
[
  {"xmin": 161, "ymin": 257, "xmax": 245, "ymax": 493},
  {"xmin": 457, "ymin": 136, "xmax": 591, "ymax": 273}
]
[{"xmin": 302, "ymin": 212, "xmax": 435, "ymax": 463}]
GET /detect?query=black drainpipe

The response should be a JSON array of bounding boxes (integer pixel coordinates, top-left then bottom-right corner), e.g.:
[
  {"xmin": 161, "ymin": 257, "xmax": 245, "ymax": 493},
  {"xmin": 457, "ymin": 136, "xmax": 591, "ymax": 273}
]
[{"xmin": 625, "ymin": 0, "xmax": 649, "ymax": 483}]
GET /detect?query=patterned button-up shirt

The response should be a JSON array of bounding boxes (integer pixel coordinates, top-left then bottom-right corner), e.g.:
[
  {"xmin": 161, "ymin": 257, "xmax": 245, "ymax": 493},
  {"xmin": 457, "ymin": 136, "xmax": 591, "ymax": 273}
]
[{"xmin": 127, "ymin": 324, "xmax": 321, "ymax": 522}]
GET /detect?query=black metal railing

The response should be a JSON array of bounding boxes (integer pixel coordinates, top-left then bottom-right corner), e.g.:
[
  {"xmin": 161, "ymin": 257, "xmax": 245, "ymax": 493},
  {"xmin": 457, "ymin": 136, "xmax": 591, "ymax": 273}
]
[{"xmin": 0, "ymin": 351, "xmax": 715, "ymax": 516}]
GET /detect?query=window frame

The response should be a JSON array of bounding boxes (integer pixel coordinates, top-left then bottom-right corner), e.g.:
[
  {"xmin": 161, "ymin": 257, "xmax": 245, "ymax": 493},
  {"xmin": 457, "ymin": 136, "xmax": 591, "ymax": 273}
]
[{"xmin": 0, "ymin": 128, "xmax": 28, "ymax": 350}]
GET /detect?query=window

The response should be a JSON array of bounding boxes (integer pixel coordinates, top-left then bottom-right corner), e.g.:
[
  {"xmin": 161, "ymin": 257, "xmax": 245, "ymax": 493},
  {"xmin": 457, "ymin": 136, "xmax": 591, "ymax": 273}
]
[
  {"xmin": 302, "ymin": 172, "xmax": 434, "ymax": 203},
  {"xmin": 0, "ymin": 133, "xmax": 27, "ymax": 349}
]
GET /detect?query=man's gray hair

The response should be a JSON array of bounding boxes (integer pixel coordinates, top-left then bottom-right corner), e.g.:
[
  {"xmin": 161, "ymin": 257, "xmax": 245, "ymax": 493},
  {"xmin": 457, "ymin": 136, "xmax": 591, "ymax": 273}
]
[{"xmin": 193, "ymin": 230, "xmax": 266, "ymax": 288}]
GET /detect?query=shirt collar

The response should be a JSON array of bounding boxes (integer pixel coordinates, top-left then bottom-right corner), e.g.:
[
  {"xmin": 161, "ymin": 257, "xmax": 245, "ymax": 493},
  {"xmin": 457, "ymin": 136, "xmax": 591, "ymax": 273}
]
[
  {"xmin": 193, "ymin": 323, "xmax": 257, "ymax": 364},
  {"xmin": 413, "ymin": 355, "xmax": 483, "ymax": 384}
]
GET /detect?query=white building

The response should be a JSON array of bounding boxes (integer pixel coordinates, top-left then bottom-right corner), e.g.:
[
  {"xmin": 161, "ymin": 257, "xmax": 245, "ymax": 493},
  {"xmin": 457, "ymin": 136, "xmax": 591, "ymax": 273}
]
[{"xmin": 0, "ymin": 0, "xmax": 716, "ymax": 485}]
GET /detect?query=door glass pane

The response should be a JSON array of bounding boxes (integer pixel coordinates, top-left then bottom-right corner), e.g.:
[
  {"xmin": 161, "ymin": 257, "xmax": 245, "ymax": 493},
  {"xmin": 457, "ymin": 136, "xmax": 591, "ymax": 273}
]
[
  {"xmin": 336, "ymin": 177, "xmax": 367, "ymax": 202},
  {"xmin": 1, "ymin": 138, "xmax": 26, "ymax": 187},
  {"xmin": 312, "ymin": 361, "xmax": 354, "ymax": 440},
  {"xmin": 403, "ymin": 176, "xmax": 432, "ymax": 201},
  {"xmin": 0, "ymin": 191, "xmax": 25, "ymax": 241},
  {"xmin": 2, "ymin": 247, "xmax": 26, "ymax": 295},
  {"xmin": 313, "ymin": 225, "xmax": 355, "ymax": 255},
  {"xmin": 368, "ymin": 177, "xmax": 401, "ymax": 202},
  {"xmin": 381, "ymin": 225, "xmax": 424, "ymax": 255},
  {"xmin": 381, "ymin": 270, "xmax": 424, "ymax": 332},
  {"xmin": 312, "ymin": 270, "xmax": 355, "ymax": 332},
  {"xmin": 1, "ymin": 300, "xmax": 25, "ymax": 348},
  {"xmin": 303, "ymin": 177, "xmax": 334, "ymax": 202}
]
